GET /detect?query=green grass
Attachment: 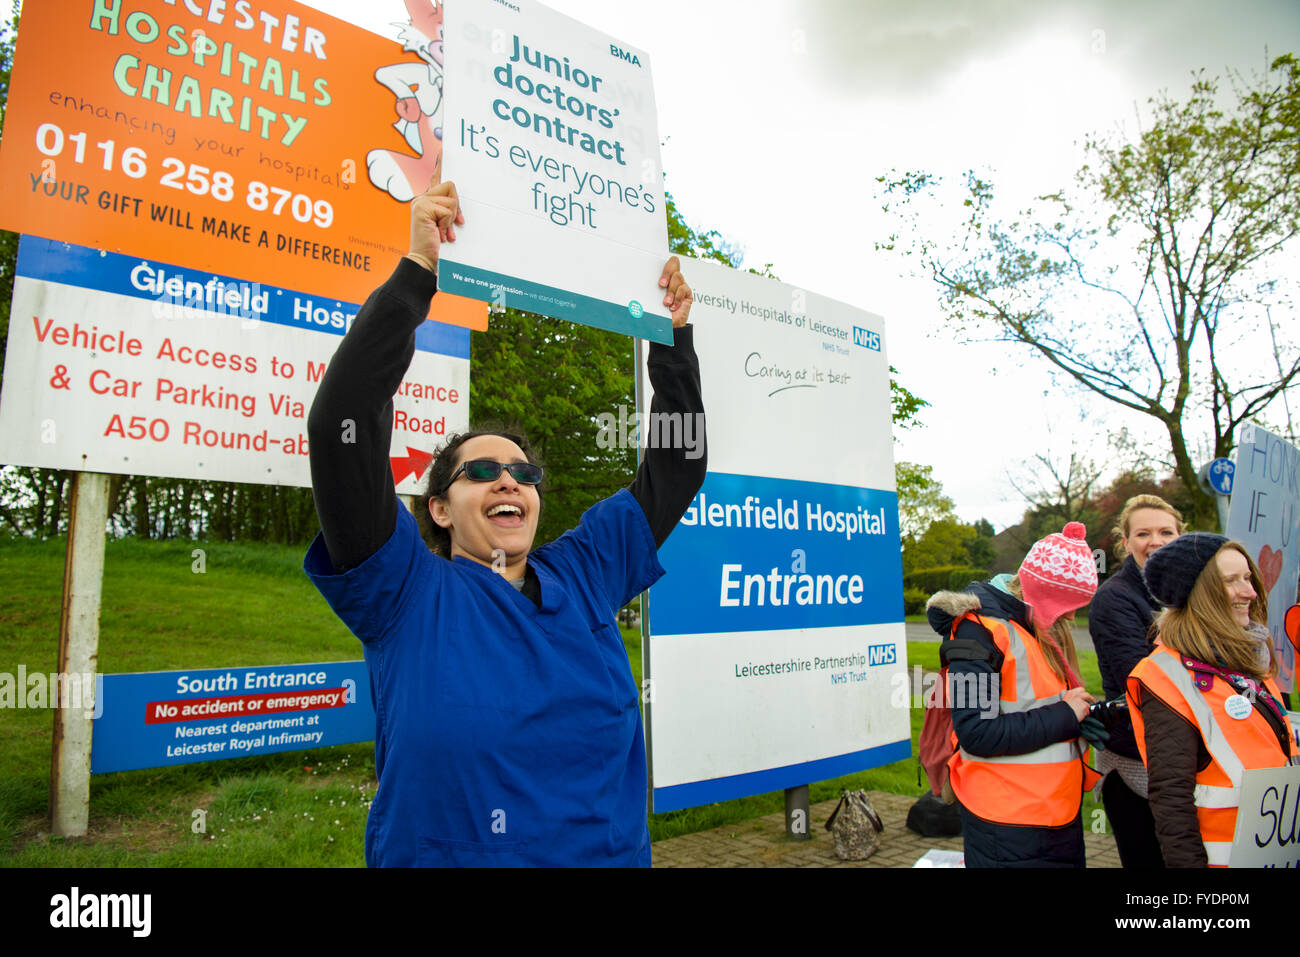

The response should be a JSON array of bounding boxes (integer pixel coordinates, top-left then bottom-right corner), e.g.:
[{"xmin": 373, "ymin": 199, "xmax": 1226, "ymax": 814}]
[
  {"xmin": 0, "ymin": 535, "xmax": 373, "ymax": 866},
  {"xmin": 0, "ymin": 535, "xmax": 1106, "ymax": 865}
]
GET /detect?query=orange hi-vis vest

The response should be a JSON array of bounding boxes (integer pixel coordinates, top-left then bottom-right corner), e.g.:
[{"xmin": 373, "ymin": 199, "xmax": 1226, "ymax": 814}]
[
  {"xmin": 946, "ymin": 612, "xmax": 1097, "ymax": 828},
  {"xmin": 1127, "ymin": 643, "xmax": 1299, "ymax": 867}
]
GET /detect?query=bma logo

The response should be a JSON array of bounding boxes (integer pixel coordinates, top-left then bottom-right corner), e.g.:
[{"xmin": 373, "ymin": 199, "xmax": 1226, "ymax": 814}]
[
  {"xmin": 867, "ymin": 643, "xmax": 896, "ymax": 666},
  {"xmin": 853, "ymin": 326, "xmax": 881, "ymax": 351},
  {"xmin": 610, "ymin": 44, "xmax": 641, "ymax": 66}
]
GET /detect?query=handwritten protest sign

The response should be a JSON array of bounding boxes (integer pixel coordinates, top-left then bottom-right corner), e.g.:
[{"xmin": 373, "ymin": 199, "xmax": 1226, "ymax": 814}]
[
  {"xmin": 1227, "ymin": 424, "xmax": 1300, "ymax": 691},
  {"xmin": 439, "ymin": 0, "xmax": 673, "ymax": 342},
  {"xmin": 1228, "ymin": 764, "xmax": 1300, "ymax": 868}
]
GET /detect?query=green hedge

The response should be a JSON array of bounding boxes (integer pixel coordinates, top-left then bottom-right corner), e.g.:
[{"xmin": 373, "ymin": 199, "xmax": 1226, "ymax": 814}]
[
  {"xmin": 903, "ymin": 565, "xmax": 989, "ymax": 594},
  {"xmin": 903, "ymin": 587, "xmax": 929, "ymax": 615}
]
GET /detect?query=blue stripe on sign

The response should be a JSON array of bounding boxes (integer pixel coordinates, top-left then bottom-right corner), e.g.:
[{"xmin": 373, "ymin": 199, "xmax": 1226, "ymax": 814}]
[
  {"xmin": 14, "ymin": 235, "xmax": 470, "ymax": 359},
  {"xmin": 651, "ymin": 738, "xmax": 912, "ymax": 812},
  {"xmin": 438, "ymin": 257, "xmax": 674, "ymax": 344},
  {"xmin": 650, "ymin": 472, "xmax": 904, "ymax": 635}
]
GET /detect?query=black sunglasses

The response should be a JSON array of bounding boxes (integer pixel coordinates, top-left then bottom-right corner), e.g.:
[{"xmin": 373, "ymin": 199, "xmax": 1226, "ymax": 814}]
[{"xmin": 441, "ymin": 458, "xmax": 544, "ymax": 493}]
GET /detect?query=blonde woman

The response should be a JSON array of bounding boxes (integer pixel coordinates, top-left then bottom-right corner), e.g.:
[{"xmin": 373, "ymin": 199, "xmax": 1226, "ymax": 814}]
[
  {"xmin": 1127, "ymin": 535, "xmax": 1299, "ymax": 867},
  {"xmin": 1089, "ymin": 494, "xmax": 1184, "ymax": 867}
]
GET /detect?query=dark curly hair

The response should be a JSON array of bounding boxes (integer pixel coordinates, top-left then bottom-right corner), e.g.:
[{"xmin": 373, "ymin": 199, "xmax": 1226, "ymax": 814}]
[{"xmin": 414, "ymin": 426, "xmax": 545, "ymax": 556}]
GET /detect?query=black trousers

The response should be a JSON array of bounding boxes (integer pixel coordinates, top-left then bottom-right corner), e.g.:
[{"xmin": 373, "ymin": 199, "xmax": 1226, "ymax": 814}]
[
  {"xmin": 959, "ymin": 805, "xmax": 1085, "ymax": 868},
  {"xmin": 1101, "ymin": 771, "xmax": 1166, "ymax": 868}
]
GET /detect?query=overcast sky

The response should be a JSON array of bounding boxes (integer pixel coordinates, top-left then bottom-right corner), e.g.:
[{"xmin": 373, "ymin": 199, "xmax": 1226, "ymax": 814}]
[{"xmin": 304, "ymin": 0, "xmax": 1300, "ymax": 529}]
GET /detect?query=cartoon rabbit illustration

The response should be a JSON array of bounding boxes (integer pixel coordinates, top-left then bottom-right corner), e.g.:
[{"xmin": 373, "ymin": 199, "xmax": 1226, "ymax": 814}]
[{"xmin": 368, "ymin": 0, "xmax": 445, "ymax": 202}]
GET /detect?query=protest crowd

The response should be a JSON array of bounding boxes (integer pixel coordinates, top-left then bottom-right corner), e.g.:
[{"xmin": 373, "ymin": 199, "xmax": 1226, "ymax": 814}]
[{"xmin": 920, "ymin": 497, "xmax": 1299, "ymax": 868}]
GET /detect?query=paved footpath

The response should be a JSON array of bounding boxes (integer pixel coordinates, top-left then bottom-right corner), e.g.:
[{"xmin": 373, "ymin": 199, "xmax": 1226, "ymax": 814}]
[{"xmin": 652, "ymin": 792, "xmax": 1122, "ymax": 868}]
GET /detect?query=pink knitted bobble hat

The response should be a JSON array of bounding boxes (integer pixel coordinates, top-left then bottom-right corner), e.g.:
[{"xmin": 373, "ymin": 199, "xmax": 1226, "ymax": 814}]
[{"xmin": 1017, "ymin": 522, "xmax": 1099, "ymax": 628}]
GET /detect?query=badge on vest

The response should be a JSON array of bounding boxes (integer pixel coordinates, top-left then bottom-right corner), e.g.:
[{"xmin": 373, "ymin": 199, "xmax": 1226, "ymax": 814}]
[{"xmin": 1224, "ymin": 694, "xmax": 1253, "ymax": 720}]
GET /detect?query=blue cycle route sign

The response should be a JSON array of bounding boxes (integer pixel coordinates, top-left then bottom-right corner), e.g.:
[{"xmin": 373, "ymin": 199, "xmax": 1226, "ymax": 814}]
[{"xmin": 1208, "ymin": 457, "xmax": 1236, "ymax": 495}]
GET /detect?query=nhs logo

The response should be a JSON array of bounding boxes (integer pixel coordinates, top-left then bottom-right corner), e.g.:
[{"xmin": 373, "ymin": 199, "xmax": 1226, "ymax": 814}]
[
  {"xmin": 853, "ymin": 326, "xmax": 881, "ymax": 351},
  {"xmin": 866, "ymin": 643, "xmax": 896, "ymax": 666}
]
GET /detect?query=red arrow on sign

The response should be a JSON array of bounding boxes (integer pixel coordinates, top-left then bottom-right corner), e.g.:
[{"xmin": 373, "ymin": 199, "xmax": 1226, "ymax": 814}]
[{"xmin": 391, "ymin": 447, "xmax": 434, "ymax": 485}]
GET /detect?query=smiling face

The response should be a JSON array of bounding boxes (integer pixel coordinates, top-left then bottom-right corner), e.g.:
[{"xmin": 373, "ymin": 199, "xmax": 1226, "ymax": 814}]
[
  {"xmin": 1123, "ymin": 507, "xmax": 1181, "ymax": 569},
  {"xmin": 1216, "ymin": 547, "xmax": 1257, "ymax": 629},
  {"xmin": 428, "ymin": 434, "xmax": 540, "ymax": 578}
]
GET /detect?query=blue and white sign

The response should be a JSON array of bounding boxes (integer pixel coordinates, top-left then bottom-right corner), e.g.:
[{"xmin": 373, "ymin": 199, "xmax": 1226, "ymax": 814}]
[
  {"xmin": 439, "ymin": 0, "xmax": 673, "ymax": 342},
  {"xmin": 91, "ymin": 660, "xmax": 375, "ymax": 774},
  {"xmin": 641, "ymin": 256, "xmax": 906, "ymax": 812},
  {"xmin": 651, "ymin": 472, "xmax": 900, "ymax": 636},
  {"xmin": 1208, "ymin": 457, "xmax": 1236, "ymax": 495}
]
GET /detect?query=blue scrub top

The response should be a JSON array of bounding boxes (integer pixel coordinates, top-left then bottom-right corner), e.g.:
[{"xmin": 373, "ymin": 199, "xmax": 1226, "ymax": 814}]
[{"xmin": 304, "ymin": 488, "xmax": 664, "ymax": 866}]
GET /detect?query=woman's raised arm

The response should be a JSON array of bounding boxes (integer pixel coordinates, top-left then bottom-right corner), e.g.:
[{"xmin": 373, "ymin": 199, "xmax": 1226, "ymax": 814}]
[{"xmin": 307, "ymin": 172, "xmax": 462, "ymax": 572}]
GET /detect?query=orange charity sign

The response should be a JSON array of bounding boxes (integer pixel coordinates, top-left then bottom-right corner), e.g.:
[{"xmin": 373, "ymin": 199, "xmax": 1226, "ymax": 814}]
[{"xmin": 0, "ymin": 0, "xmax": 485, "ymax": 329}]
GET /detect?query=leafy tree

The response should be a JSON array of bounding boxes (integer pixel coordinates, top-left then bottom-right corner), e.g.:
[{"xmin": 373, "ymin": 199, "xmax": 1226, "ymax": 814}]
[
  {"xmin": 904, "ymin": 517, "xmax": 977, "ymax": 575},
  {"xmin": 878, "ymin": 54, "xmax": 1300, "ymax": 529},
  {"xmin": 896, "ymin": 463, "xmax": 991, "ymax": 578},
  {"xmin": 889, "ymin": 370, "xmax": 928, "ymax": 434},
  {"xmin": 468, "ymin": 313, "xmax": 636, "ymax": 545},
  {"xmin": 965, "ymin": 517, "xmax": 997, "ymax": 569},
  {"xmin": 896, "ymin": 461, "xmax": 955, "ymax": 542}
]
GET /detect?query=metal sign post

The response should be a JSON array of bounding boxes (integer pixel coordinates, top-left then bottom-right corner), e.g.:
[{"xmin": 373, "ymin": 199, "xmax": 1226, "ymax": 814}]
[{"xmin": 785, "ymin": 785, "xmax": 810, "ymax": 840}]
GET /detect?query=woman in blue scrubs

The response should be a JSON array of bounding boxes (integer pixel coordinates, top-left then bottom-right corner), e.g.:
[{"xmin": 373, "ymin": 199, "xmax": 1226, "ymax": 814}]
[{"xmin": 304, "ymin": 173, "xmax": 705, "ymax": 866}]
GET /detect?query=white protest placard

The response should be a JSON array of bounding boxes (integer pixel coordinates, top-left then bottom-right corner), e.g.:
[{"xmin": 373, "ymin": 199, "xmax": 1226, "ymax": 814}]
[
  {"xmin": 0, "ymin": 237, "xmax": 468, "ymax": 494},
  {"xmin": 1227, "ymin": 424, "xmax": 1300, "ymax": 692},
  {"xmin": 439, "ymin": 0, "xmax": 673, "ymax": 342},
  {"xmin": 640, "ymin": 256, "xmax": 908, "ymax": 811},
  {"xmin": 1228, "ymin": 763, "xmax": 1300, "ymax": 867}
]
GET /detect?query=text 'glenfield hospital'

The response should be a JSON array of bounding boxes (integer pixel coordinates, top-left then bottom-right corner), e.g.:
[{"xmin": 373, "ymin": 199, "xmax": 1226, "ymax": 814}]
[{"xmin": 680, "ymin": 494, "xmax": 888, "ymax": 542}]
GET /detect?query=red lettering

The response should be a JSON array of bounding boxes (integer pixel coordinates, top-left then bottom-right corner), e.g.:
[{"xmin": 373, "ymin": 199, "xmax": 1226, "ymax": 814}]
[
  {"xmin": 393, "ymin": 410, "xmax": 446, "ymax": 435},
  {"xmin": 155, "ymin": 337, "xmax": 255, "ymax": 374},
  {"xmin": 32, "ymin": 317, "xmax": 142, "ymax": 355}
]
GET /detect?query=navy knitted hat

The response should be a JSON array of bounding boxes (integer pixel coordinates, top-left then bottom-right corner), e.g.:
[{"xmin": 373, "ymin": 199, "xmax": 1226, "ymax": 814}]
[{"xmin": 1142, "ymin": 532, "xmax": 1229, "ymax": 608}]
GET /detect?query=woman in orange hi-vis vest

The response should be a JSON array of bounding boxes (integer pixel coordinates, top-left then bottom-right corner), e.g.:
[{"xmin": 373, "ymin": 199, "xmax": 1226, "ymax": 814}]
[
  {"xmin": 926, "ymin": 523, "xmax": 1102, "ymax": 867},
  {"xmin": 1127, "ymin": 534, "xmax": 1299, "ymax": 867}
]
